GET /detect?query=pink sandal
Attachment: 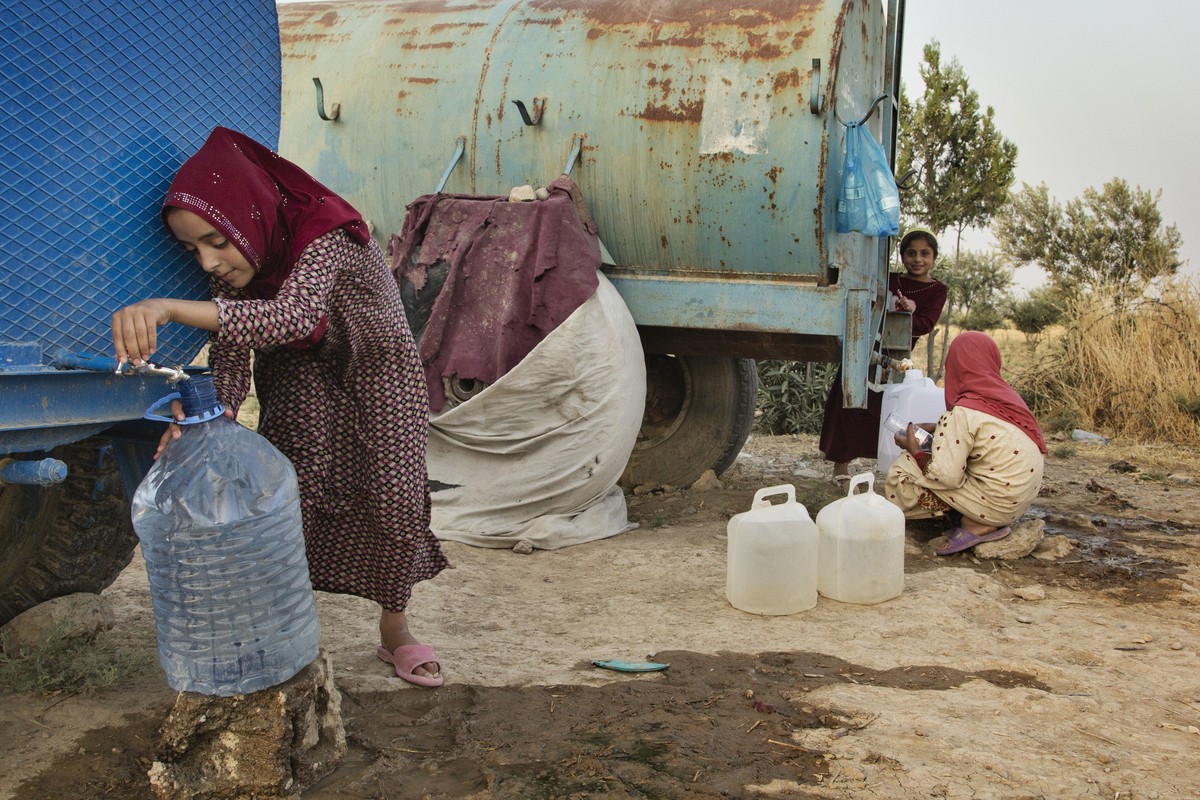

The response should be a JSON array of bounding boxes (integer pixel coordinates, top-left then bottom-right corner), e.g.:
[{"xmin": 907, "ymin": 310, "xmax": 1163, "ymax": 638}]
[{"xmin": 376, "ymin": 643, "xmax": 445, "ymax": 688}]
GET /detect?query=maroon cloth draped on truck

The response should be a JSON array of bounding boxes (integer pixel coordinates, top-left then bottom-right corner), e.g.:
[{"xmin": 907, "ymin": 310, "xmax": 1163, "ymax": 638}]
[{"xmin": 389, "ymin": 175, "xmax": 602, "ymax": 413}]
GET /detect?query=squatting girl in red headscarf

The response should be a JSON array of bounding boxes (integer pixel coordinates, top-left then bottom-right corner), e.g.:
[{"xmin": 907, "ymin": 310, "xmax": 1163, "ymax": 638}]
[{"xmin": 884, "ymin": 331, "xmax": 1046, "ymax": 556}]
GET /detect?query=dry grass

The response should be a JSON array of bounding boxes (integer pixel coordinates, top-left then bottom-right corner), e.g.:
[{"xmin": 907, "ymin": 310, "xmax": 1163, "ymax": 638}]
[
  {"xmin": 902, "ymin": 283, "xmax": 1200, "ymax": 458},
  {"xmin": 0, "ymin": 624, "xmax": 156, "ymax": 695},
  {"xmin": 1011, "ymin": 279, "xmax": 1200, "ymax": 448}
]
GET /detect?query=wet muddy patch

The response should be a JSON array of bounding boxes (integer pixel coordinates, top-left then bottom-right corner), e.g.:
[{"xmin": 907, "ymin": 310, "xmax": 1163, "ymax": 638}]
[
  {"xmin": 307, "ymin": 650, "xmax": 1051, "ymax": 799},
  {"xmin": 15, "ymin": 650, "xmax": 1053, "ymax": 800}
]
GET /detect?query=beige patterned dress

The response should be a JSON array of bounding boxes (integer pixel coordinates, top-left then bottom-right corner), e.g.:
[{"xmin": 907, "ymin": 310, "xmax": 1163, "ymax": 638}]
[
  {"xmin": 884, "ymin": 405, "xmax": 1044, "ymax": 527},
  {"xmin": 206, "ymin": 230, "xmax": 449, "ymax": 612}
]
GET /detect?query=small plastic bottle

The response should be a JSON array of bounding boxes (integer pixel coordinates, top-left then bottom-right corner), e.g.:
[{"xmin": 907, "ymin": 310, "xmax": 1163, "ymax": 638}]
[
  {"xmin": 883, "ymin": 412, "xmax": 932, "ymax": 450},
  {"xmin": 132, "ymin": 374, "xmax": 320, "ymax": 696}
]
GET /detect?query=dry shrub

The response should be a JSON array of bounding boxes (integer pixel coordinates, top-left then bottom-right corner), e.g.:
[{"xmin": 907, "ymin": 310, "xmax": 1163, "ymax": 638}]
[{"xmin": 1012, "ymin": 278, "xmax": 1200, "ymax": 446}]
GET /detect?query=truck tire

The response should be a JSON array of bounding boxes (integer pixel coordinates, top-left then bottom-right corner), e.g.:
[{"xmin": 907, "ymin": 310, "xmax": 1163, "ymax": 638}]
[
  {"xmin": 0, "ymin": 439, "xmax": 138, "ymax": 626},
  {"xmin": 621, "ymin": 355, "xmax": 757, "ymax": 489}
]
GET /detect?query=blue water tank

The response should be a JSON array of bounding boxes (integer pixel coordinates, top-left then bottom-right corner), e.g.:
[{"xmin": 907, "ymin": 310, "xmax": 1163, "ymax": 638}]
[{"xmin": 0, "ymin": 0, "xmax": 281, "ymax": 367}]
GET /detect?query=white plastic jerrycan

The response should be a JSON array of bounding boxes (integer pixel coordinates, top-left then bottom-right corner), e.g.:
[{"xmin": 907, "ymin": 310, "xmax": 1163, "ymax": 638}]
[
  {"xmin": 876, "ymin": 369, "xmax": 946, "ymax": 474},
  {"xmin": 726, "ymin": 484, "xmax": 818, "ymax": 615},
  {"xmin": 816, "ymin": 473, "xmax": 906, "ymax": 604}
]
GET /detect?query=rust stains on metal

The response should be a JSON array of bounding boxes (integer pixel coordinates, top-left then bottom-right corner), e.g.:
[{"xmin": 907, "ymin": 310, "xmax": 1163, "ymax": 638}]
[
  {"xmin": 772, "ymin": 67, "xmax": 801, "ymax": 93},
  {"xmin": 430, "ymin": 22, "xmax": 487, "ymax": 33},
  {"xmin": 635, "ymin": 35, "xmax": 705, "ymax": 49},
  {"xmin": 646, "ymin": 76, "xmax": 675, "ymax": 99},
  {"xmin": 399, "ymin": 40, "xmax": 456, "ymax": 49},
  {"xmin": 528, "ymin": 0, "xmax": 824, "ymax": 27},
  {"xmin": 380, "ymin": 0, "xmax": 484, "ymax": 12},
  {"xmin": 743, "ymin": 32, "xmax": 783, "ymax": 61},
  {"xmin": 637, "ymin": 99, "xmax": 703, "ymax": 123},
  {"xmin": 405, "ymin": 76, "xmax": 439, "ymax": 84},
  {"xmin": 469, "ymin": 2, "xmax": 526, "ymax": 194},
  {"xmin": 587, "ymin": 27, "xmax": 604, "ymax": 40},
  {"xmin": 765, "ymin": 165, "xmax": 783, "ymax": 210}
]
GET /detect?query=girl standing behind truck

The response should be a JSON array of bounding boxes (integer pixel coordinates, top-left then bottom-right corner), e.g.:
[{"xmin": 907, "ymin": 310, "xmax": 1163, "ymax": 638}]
[
  {"xmin": 110, "ymin": 127, "xmax": 450, "ymax": 687},
  {"xmin": 819, "ymin": 227, "xmax": 948, "ymax": 484}
]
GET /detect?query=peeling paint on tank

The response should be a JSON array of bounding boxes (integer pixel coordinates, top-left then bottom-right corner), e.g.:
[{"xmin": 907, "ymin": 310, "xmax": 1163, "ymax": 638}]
[
  {"xmin": 279, "ymin": 0, "xmax": 885, "ymax": 299},
  {"xmin": 528, "ymin": 0, "xmax": 824, "ymax": 28},
  {"xmin": 772, "ymin": 68, "xmax": 801, "ymax": 92},
  {"xmin": 400, "ymin": 41, "xmax": 456, "ymax": 49},
  {"xmin": 700, "ymin": 63, "xmax": 769, "ymax": 155},
  {"xmin": 635, "ymin": 35, "xmax": 705, "ymax": 49},
  {"xmin": 430, "ymin": 22, "xmax": 487, "ymax": 33},
  {"xmin": 638, "ymin": 100, "xmax": 704, "ymax": 123},
  {"xmin": 383, "ymin": 1, "xmax": 484, "ymax": 13}
]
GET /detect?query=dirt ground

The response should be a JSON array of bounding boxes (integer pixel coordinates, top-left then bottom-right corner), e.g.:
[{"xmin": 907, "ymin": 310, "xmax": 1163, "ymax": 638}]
[{"xmin": 3, "ymin": 432, "xmax": 1199, "ymax": 800}]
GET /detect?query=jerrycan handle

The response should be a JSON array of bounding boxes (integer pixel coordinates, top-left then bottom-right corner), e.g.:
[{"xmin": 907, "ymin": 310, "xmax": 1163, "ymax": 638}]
[
  {"xmin": 751, "ymin": 483, "xmax": 796, "ymax": 508},
  {"xmin": 846, "ymin": 473, "xmax": 875, "ymax": 497}
]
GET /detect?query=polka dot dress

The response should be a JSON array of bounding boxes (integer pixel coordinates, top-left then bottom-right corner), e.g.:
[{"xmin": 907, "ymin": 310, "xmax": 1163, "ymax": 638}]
[{"xmin": 209, "ymin": 231, "xmax": 449, "ymax": 611}]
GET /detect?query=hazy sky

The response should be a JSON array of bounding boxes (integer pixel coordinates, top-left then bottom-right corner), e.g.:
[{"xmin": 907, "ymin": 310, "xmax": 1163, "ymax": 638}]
[{"xmin": 899, "ymin": 0, "xmax": 1197, "ymax": 289}]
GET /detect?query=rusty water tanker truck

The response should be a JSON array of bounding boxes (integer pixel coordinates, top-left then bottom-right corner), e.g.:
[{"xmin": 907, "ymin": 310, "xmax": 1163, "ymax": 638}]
[
  {"xmin": 1, "ymin": 0, "xmax": 910, "ymax": 623},
  {"xmin": 275, "ymin": 0, "xmax": 912, "ymax": 487}
]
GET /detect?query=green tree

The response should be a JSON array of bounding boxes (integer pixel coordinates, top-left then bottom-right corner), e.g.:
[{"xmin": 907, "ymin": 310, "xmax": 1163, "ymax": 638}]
[
  {"xmin": 897, "ymin": 40, "xmax": 1018, "ymax": 375},
  {"xmin": 993, "ymin": 178, "xmax": 1183, "ymax": 304},
  {"xmin": 1006, "ymin": 285, "xmax": 1062, "ymax": 352},
  {"xmin": 897, "ymin": 42, "xmax": 1018, "ymax": 252},
  {"xmin": 938, "ymin": 249, "xmax": 1013, "ymax": 327}
]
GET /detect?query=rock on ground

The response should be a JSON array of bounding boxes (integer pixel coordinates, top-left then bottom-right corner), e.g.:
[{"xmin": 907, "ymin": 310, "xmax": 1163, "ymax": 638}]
[
  {"xmin": 148, "ymin": 650, "xmax": 345, "ymax": 800},
  {"xmin": 975, "ymin": 517, "xmax": 1045, "ymax": 560}
]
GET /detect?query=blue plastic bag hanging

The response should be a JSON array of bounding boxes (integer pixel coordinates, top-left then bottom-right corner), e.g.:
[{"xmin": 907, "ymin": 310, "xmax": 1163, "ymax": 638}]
[{"xmin": 836, "ymin": 122, "xmax": 900, "ymax": 237}]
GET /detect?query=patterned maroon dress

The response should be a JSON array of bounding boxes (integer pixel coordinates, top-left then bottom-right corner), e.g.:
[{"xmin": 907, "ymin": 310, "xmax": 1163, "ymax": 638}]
[
  {"xmin": 207, "ymin": 230, "xmax": 449, "ymax": 612},
  {"xmin": 819, "ymin": 273, "xmax": 948, "ymax": 463}
]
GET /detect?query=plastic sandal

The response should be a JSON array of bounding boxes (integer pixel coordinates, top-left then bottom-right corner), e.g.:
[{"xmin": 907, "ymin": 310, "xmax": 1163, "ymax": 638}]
[
  {"xmin": 376, "ymin": 643, "xmax": 445, "ymax": 688},
  {"xmin": 936, "ymin": 526, "xmax": 1012, "ymax": 556}
]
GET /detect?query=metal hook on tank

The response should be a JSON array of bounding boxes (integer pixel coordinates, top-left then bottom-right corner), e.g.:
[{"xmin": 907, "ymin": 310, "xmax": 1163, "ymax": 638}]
[
  {"xmin": 435, "ymin": 136, "xmax": 466, "ymax": 193},
  {"xmin": 313, "ymin": 77, "xmax": 340, "ymax": 121},
  {"xmin": 835, "ymin": 94, "xmax": 891, "ymax": 127},
  {"xmin": 512, "ymin": 98, "xmax": 545, "ymax": 126},
  {"xmin": 809, "ymin": 59, "xmax": 823, "ymax": 115},
  {"xmin": 562, "ymin": 135, "xmax": 583, "ymax": 176}
]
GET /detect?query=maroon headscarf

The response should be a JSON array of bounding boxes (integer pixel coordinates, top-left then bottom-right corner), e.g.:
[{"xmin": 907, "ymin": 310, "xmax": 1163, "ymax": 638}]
[
  {"xmin": 162, "ymin": 127, "xmax": 370, "ymax": 344},
  {"xmin": 944, "ymin": 331, "xmax": 1047, "ymax": 453}
]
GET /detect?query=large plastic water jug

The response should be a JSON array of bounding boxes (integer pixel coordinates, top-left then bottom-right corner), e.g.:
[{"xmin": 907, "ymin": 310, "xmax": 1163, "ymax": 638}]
[
  {"xmin": 816, "ymin": 473, "xmax": 905, "ymax": 604},
  {"xmin": 876, "ymin": 369, "xmax": 946, "ymax": 474},
  {"xmin": 726, "ymin": 484, "xmax": 818, "ymax": 615},
  {"xmin": 131, "ymin": 374, "xmax": 320, "ymax": 696}
]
